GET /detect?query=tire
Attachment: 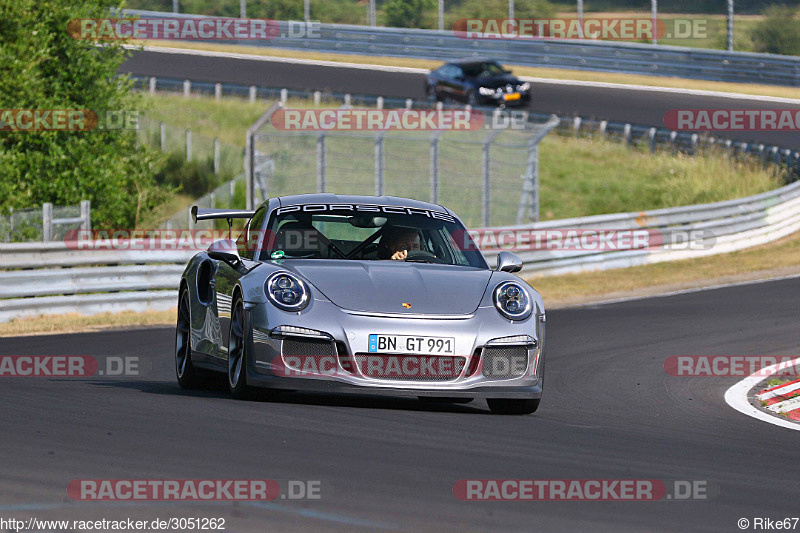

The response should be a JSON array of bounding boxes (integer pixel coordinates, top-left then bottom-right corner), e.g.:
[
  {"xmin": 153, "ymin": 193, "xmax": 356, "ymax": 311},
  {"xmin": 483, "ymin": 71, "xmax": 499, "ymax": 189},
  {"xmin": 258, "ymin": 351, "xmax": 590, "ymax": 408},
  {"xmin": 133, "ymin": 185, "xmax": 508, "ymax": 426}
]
[
  {"xmin": 227, "ymin": 297, "xmax": 255, "ymax": 400},
  {"xmin": 487, "ymin": 398, "xmax": 540, "ymax": 415},
  {"xmin": 175, "ymin": 287, "xmax": 200, "ymax": 389}
]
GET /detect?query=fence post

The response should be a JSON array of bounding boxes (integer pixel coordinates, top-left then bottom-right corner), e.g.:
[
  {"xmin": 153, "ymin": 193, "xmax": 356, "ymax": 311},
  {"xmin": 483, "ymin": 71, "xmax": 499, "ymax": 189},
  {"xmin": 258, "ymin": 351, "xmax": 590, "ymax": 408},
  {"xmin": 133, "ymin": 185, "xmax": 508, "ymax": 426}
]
[
  {"xmin": 42, "ymin": 203, "xmax": 52, "ymax": 243},
  {"xmin": 481, "ymin": 130, "xmax": 501, "ymax": 227},
  {"xmin": 249, "ymin": 85, "xmax": 257, "ymax": 103},
  {"xmin": 80, "ymin": 200, "xmax": 91, "ymax": 231},
  {"xmin": 429, "ymin": 131, "xmax": 441, "ymax": 204},
  {"xmin": 183, "ymin": 79, "xmax": 191, "ymax": 97},
  {"xmin": 186, "ymin": 129, "xmax": 192, "ymax": 161},
  {"xmin": 149, "ymin": 77, "xmax": 156, "ymax": 95},
  {"xmin": 214, "ymin": 138, "xmax": 220, "ymax": 176},
  {"xmin": 317, "ymin": 133, "xmax": 326, "ymax": 193},
  {"xmin": 215, "ymin": 83, "xmax": 222, "ymax": 100},
  {"xmin": 374, "ymin": 133, "xmax": 385, "ymax": 196}
]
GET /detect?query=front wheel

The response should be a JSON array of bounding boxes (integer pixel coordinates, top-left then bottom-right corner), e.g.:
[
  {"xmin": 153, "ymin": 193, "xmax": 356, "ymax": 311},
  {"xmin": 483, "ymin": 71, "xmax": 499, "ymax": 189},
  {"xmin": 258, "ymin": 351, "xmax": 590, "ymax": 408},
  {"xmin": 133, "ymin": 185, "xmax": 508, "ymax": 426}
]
[
  {"xmin": 227, "ymin": 297, "xmax": 255, "ymax": 400},
  {"xmin": 487, "ymin": 398, "xmax": 540, "ymax": 415},
  {"xmin": 175, "ymin": 288, "xmax": 200, "ymax": 389}
]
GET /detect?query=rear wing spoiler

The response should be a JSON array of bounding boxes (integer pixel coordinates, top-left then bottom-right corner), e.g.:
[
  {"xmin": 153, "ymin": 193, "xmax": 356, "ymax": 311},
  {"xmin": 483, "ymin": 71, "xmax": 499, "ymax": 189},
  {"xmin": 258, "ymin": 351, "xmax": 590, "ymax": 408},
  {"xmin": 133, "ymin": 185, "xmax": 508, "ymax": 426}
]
[{"xmin": 191, "ymin": 206, "xmax": 255, "ymax": 223}]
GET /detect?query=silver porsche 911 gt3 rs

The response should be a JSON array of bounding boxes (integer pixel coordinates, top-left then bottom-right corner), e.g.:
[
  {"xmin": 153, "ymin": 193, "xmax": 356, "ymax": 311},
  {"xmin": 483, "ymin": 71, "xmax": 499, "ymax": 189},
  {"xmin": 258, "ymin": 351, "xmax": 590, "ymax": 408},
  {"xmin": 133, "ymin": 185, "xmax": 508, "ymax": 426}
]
[{"xmin": 175, "ymin": 194, "xmax": 545, "ymax": 414}]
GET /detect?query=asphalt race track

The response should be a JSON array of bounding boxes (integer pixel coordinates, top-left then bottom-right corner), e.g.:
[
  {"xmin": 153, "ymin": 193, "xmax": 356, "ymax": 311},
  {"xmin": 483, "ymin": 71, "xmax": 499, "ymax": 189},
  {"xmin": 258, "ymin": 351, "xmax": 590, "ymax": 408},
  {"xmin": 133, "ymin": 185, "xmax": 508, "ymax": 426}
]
[
  {"xmin": 2, "ymin": 277, "xmax": 799, "ymax": 531},
  {"xmin": 121, "ymin": 48, "xmax": 800, "ymax": 148}
]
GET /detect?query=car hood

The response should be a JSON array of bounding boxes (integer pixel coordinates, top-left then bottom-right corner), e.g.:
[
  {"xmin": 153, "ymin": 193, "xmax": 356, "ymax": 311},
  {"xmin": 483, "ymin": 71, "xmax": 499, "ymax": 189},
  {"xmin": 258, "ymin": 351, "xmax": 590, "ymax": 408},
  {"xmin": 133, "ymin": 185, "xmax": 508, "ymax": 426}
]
[
  {"xmin": 286, "ymin": 260, "xmax": 492, "ymax": 315},
  {"xmin": 471, "ymin": 75, "xmax": 521, "ymax": 89}
]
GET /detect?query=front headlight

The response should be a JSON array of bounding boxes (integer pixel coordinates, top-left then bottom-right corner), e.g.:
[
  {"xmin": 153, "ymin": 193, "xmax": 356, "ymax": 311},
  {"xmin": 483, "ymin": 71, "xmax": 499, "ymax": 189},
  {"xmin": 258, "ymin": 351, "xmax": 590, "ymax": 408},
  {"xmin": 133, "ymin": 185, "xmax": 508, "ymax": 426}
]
[
  {"xmin": 493, "ymin": 281, "xmax": 532, "ymax": 320},
  {"xmin": 478, "ymin": 87, "xmax": 496, "ymax": 96},
  {"xmin": 265, "ymin": 272, "xmax": 310, "ymax": 312},
  {"xmin": 517, "ymin": 82, "xmax": 530, "ymax": 92}
]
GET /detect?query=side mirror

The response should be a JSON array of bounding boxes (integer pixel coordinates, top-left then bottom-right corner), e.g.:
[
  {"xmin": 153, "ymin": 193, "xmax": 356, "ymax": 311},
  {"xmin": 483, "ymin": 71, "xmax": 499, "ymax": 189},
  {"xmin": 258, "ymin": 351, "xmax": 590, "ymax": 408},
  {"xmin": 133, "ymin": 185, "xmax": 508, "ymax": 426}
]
[
  {"xmin": 496, "ymin": 251, "xmax": 523, "ymax": 273},
  {"xmin": 207, "ymin": 239, "xmax": 241, "ymax": 266}
]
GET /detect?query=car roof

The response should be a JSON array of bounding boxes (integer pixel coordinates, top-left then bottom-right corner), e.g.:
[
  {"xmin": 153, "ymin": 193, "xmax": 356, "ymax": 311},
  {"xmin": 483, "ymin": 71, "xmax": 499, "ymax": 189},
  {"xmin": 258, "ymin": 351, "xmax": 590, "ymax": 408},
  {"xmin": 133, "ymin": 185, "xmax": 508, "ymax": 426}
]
[{"xmin": 276, "ymin": 193, "xmax": 450, "ymax": 213}]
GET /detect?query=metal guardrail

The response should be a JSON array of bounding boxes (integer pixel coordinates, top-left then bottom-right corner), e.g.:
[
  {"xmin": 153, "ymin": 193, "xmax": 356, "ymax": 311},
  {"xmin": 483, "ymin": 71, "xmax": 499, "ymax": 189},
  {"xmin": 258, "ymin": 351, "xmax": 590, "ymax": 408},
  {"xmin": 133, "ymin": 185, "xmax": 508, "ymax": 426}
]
[
  {"xmin": 2, "ymin": 178, "xmax": 800, "ymax": 321},
  {"xmin": 0, "ymin": 243, "xmax": 194, "ymax": 323},
  {"xmin": 125, "ymin": 9, "xmax": 800, "ymax": 87}
]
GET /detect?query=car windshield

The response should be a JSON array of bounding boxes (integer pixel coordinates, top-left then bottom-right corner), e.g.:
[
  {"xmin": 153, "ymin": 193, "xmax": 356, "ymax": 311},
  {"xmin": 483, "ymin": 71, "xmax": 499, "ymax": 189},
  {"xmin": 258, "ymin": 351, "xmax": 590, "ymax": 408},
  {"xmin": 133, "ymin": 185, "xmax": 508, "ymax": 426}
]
[
  {"xmin": 257, "ymin": 205, "xmax": 487, "ymax": 268},
  {"xmin": 460, "ymin": 62, "xmax": 505, "ymax": 78}
]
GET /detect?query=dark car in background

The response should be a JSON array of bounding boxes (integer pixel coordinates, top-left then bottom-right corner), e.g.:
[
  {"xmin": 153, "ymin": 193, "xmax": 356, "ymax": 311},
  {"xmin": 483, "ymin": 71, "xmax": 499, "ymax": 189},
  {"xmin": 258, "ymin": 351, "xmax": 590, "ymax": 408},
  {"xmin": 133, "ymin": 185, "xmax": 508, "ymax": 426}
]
[{"xmin": 426, "ymin": 58, "xmax": 531, "ymax": 107}]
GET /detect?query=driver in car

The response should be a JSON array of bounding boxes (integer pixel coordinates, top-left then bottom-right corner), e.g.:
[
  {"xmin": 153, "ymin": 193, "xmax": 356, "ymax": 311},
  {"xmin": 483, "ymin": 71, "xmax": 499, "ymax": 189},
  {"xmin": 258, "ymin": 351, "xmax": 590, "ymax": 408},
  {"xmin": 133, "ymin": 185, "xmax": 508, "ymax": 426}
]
[{"xmin": 378, "ymin": 227, "xmax": 422, "ymax": 261}]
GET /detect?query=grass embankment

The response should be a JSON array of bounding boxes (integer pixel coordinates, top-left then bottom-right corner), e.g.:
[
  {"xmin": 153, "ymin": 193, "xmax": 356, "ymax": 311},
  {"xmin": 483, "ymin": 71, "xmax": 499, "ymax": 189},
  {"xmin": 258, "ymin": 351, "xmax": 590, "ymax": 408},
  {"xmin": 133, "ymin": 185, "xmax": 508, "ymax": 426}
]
[{"xmin": 140, "ymin": 92, "xmax": 783, "ymax": 227}]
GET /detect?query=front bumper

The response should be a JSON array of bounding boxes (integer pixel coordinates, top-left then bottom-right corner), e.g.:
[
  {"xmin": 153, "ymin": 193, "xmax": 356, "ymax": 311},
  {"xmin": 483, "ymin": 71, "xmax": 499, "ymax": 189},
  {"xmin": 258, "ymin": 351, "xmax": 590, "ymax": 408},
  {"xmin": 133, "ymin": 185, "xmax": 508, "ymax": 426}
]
[{"xmin": 244, "ymin": 300, "xmax": 545, "ymax": 400}]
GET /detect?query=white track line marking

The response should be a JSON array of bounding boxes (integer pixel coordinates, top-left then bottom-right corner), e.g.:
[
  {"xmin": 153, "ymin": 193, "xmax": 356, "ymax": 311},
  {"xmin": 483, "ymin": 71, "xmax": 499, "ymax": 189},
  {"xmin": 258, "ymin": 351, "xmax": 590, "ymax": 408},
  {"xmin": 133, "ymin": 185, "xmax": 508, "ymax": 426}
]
[
  {"xmin": 126, "ymin": 44, "xmax": 428, "ymax": 73},
  {"xmin": 558, "ymin": 273, "xmax": 800, "ymax": 309},
  {"xmin": 129, "ymin": 44, "xmax": 800, "ymax": 104},
  {"xmin": 724, "ymin": 356, "xmax": 800, "ymax": 431}
]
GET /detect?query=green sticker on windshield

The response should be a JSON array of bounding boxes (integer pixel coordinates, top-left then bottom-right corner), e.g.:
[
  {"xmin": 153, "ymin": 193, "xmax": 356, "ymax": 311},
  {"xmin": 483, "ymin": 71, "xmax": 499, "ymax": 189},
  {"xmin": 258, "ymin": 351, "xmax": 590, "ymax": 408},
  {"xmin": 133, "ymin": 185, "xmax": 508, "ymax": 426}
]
[{"xmin": 271, "ymin": 250, "xmax": 285, "ymax": 259}]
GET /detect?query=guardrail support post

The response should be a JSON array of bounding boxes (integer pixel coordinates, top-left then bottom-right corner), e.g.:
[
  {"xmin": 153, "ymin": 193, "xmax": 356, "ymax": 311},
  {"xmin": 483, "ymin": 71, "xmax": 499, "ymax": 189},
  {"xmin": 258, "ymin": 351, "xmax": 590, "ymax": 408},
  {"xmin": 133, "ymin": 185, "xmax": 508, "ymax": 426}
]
[
  {"xmin": 149, "ymin": 77, "xmax": 156, "ymax": 95},
  {"xmin": 670, "ymin": 130, "xmax": 678, "ymax": 153},
  {"xmin": 280, "ymin": 88, "xmax": 288, "ymax": 104},
  {"xmin": 648, "ymin": 127, "xmax": 657, "ymax": 152},
  {"xmin": 430, "ymin": 131, "xmax": 441, "ymax": 203},
  {"xmin": 573, "ymin": 116, "xmax": 581, "ymax": 136},
  {"xmin": 374, "ymin": 133, "xmax": 385, "ymax": 196},
  {"xmin": 183, "ymin": 80, "xmax": 191, "ymax": 98},
  {"xmin": 215, "ymin": 83, "xmax": 222, "ymax": 100},
  {"xmin": 42, "ymin": 203, "xmax": 52, "ymax": 243},
  {"xmin": 623, "ymin": 123, "xmax": 631, "ymax": 145},
  {"xmin": 600, "ymin": 120, "xmax": 607, "ymax": 137},
  {"xmin": 160, "ymin": 122, "xmax": 166, "ymax": 152},
  {"xmin": 376, "ymin": 96, "xmax": 384, "ymax": 110},
  {"xmin": 344, "ymin": 93, "xmax": 351, "ymax": 106},
  {"xmin": 249, "ymin": 86, "xmax": 257, "ymax": 103},
  {"xmin": 405, "ymin": 99, "xmax": 413, "ymax": 110},
  {"xmin": 186, "ymin": 129, "xmax": 192, "ymax": 161},
  {"xmin": 317, "ymin": 133, "xmax": 326, "ymax": 193},
  {"xmin": 214, "ymin": 138, "xmax": 220, "ymax": 176},
  {"xmin": 80, "ymin": 200, "xmax": 91, "ymax": 231},
  {"xmin": 313, "ymin": 91, "xmax": 321, "ymax": 106},
  {"xmin": 481, "ymin": 130, "xmax": 501, "ymax": 227}
]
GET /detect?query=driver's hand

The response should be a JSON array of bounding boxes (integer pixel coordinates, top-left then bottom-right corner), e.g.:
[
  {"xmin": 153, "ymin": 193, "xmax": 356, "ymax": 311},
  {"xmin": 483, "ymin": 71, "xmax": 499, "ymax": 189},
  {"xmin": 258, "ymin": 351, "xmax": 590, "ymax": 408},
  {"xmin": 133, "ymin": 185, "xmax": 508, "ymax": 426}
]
[{"xmin": 391, "ymin": 249, "xmax": 408, "ymax": 261}]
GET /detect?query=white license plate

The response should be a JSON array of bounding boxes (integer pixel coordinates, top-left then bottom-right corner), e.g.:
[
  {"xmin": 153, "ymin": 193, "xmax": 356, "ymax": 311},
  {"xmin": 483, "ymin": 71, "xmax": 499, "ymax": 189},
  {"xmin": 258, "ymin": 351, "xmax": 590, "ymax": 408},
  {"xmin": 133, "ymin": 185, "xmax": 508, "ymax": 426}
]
[{"xmin": 368, "ymin": 334, "xmax": 455, "ymax": 355}]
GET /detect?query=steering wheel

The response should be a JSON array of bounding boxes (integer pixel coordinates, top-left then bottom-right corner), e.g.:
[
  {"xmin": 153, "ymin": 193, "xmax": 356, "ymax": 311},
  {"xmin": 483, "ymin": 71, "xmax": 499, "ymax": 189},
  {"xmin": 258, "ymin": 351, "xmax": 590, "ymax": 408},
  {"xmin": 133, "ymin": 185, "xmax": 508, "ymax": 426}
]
[{"xmin": 404, "ymin": 249, "xmax": 440, "ymax": 263}]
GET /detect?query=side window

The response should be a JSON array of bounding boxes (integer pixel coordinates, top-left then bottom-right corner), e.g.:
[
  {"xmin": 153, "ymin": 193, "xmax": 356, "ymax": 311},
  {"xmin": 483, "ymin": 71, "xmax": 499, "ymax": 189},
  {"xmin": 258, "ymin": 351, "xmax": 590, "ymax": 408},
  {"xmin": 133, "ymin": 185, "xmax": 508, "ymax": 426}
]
[{"xmin": 237, "ymin": 207, "xmax": 266, "ymax": 260}]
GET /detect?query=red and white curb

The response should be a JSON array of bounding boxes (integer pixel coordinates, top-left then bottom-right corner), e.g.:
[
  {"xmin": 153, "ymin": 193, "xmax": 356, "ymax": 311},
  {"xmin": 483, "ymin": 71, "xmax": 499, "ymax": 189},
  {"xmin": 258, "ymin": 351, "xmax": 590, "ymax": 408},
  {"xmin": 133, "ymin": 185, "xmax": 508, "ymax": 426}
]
[
  {"xmin": 756, "ymin": 378, "xmax": 800, "ymax": 420},
  {"xmin": 725, "ymin": 356, "xmax": 800, "ymax": 431}
]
